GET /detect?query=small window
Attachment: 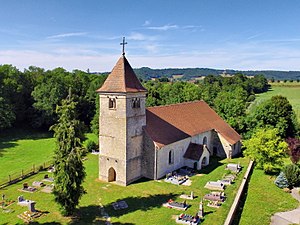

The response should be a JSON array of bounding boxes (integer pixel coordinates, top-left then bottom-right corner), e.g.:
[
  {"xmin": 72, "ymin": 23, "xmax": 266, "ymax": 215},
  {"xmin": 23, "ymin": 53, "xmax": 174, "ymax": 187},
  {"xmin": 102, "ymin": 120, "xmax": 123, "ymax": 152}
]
[
  {"xmin": 109, "ymin": 98, "xmax": 116, "ymax": 109},
  {"xmin": 132, "ymin": 98, "xmax": 140, "ymax": 108},
  {"xmin": 168, "ymin": 150, "xmax": 174, "ymax": 165}
]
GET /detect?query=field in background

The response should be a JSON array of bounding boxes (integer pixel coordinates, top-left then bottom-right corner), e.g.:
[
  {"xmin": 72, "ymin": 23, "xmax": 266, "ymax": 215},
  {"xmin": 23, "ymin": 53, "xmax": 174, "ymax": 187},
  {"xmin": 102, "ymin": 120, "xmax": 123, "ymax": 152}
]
[{"xmin": 254, "ymin": 84, "xmax": 300, "ymax": 121}]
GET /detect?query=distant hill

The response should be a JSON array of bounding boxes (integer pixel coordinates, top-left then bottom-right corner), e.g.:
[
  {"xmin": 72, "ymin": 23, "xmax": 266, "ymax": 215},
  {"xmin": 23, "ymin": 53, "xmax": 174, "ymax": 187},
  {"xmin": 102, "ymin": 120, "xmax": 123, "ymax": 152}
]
[{"xmin": 97, "ymin": 67, "xmax": 300, "ymax": 81}]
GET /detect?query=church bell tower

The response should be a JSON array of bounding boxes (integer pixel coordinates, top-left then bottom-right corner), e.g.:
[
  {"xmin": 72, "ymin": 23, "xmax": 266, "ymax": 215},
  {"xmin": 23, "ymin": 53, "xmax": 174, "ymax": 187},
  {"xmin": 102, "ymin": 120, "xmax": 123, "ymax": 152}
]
[{"xmin": 96, "ymin": 43, "xmax": 147, "ymax": 186}]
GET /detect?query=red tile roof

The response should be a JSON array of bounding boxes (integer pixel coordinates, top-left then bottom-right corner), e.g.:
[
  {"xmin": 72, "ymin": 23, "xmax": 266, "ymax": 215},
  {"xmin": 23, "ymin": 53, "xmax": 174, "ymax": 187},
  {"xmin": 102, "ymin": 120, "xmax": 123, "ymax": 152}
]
[
  {"xmin": 97, "ymin": 55, "xmax": 147, "ymax": 93},
  {"xmin": 183, "ymin": 143, "xmax": 204, "ymax": 161},
  {"xmin": 145, "ymin": 101, "xmax": 240, "ymax": 148}
]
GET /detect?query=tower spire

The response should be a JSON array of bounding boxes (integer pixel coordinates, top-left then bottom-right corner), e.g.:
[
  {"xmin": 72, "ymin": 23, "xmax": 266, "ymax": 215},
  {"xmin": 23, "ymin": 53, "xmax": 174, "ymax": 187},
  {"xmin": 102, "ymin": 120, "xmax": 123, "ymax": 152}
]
[{"xmin": 120, "ymin": 37, "xmax": 127, "ymax": 56}]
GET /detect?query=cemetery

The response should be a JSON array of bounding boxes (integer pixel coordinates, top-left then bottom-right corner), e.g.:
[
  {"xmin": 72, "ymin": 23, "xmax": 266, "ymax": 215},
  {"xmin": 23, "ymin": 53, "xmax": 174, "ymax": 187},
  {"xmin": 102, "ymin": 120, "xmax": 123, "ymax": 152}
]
[{"xmin": 0, "ymin": 154, "xmax": 251, "ymax": 224}]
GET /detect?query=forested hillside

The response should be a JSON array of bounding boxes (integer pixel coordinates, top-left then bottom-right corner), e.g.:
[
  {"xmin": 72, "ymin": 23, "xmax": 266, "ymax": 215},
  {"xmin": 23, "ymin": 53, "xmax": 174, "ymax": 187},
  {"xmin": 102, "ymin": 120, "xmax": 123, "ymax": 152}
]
[{"xmin": 122, "ymin": 67, "xmax": 300, "ymax": 81}]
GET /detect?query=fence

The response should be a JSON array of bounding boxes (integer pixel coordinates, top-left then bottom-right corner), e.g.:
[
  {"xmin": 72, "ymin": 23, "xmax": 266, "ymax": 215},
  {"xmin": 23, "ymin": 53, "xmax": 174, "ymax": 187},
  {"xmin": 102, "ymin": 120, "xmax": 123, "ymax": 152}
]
[
  {"xmin": 0, "ymin": 160, "xmax": 53, "ymax": 189},
  {"xmin": 223, "ymin": 160, "xmax": 254, "ymax": 225}
]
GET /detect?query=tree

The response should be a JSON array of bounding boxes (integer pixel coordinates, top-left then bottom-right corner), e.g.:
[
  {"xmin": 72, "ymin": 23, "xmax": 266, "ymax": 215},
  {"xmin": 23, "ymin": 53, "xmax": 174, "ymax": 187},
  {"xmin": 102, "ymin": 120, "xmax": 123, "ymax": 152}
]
[
  {"xmin": 32, "ymin": 68, "xmax": 70, "ymax": 128},
  {"xmin": 247, "ymin": 95, "xmax": 298, "ymax": 138},
  {"xmin": 214, "ymin": 87, "xmax": 248, "ymax": 133},
  {"xmin": 0, "ymin": 97, "xmax": 15, "ymax": 130},
  {"xmin": 243, "ymin": 128, "xmax": 288, "ymax": 173},
  {"xmin": 50, "ymin": 95, "xmax": 86, "ymax": 216},
  {"xmin": 286, "ymin": 137, "xmax": 300, "ymax": 164},
  {"xmin": 274, "ymin": 172, "xmax": 289, "ymax": 188},
  {"xmin": 0, "ymin": 64, "xmax": 34, "ymax": 125}
]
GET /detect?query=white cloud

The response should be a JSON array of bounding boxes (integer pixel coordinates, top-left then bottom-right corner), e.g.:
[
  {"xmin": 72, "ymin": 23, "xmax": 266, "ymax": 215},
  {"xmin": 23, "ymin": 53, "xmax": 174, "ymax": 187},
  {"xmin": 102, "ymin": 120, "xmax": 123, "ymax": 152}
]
[
  {"xmin": 0, "ymin": 50, "xmax": 119, "ymax": 71},
  {"xmin": 143, "ymin": 20, "xmax": 151, "ymax": 26},
  {"xmin": 144, "ymin": 24, "xmax": 203, "ymax": 32},
  {"xmin": 127, "ymin": 32, "xmax": 158, "ymax": 41},
  {"xmin": 47, "ymin": 32, "xmax": 87, "ymax": 39},
  {"xmin": 146, "ymin": 24, "xmax": 178, "ymax": 31}
]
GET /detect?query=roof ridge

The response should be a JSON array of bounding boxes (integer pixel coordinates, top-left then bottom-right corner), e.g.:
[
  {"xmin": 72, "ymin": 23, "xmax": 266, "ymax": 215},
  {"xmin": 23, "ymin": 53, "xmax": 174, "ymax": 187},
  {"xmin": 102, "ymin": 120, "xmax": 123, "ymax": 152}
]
[{"xmin": 146, "ymin": 100, "xmax": 204, "ymax": 110}]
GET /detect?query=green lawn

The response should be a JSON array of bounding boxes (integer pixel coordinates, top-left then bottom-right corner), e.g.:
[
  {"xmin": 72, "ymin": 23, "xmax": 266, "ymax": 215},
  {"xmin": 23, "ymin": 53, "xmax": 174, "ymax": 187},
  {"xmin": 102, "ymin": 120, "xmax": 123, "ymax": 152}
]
[
  {"xmin": 254, "ymin": 84, "xmax": 300, "ymax": 121},
  {"xmin": 0, "ymin": 152, "xmax": 250, "ymax": 224},
  {"xmin": 0, "ymin": 128, "xmax": 55, "ymax": 183},
  {"xmin": 238, "ymin": 168, "xmax": 299, "ymax": 225}
]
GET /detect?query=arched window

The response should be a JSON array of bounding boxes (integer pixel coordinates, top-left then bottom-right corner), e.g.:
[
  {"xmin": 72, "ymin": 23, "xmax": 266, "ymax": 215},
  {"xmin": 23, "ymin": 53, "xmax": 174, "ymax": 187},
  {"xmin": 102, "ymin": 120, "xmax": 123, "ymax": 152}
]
[
  {"xmin": 168, "ymin": 150, "xmax": 174, "ymax": 164},
  {"xmin": 132, "ymin": 98, "xmax": 141, "ymax": 108},
  {"xmin": 203, "ymin": 136, "xmax": 207, "ymax": 146},
  {"xmin": 109, "ymin": 98, "xmax": 116, "ymax": 109}
]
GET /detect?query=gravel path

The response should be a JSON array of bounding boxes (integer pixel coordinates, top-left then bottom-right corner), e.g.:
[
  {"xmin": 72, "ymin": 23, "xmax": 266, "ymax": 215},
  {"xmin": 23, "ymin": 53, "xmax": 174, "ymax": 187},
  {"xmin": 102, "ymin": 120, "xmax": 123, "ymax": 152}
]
[{"xmin": 270, "ymin": 188, "xmax": 300, "ymax": 225}]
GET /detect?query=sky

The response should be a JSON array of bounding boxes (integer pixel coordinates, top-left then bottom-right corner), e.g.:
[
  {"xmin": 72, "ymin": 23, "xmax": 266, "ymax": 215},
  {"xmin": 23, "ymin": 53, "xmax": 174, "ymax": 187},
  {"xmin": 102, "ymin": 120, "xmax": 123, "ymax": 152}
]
[{"xmin": 0, "ymin": 0, "xmax": 300, "ymax": 72}]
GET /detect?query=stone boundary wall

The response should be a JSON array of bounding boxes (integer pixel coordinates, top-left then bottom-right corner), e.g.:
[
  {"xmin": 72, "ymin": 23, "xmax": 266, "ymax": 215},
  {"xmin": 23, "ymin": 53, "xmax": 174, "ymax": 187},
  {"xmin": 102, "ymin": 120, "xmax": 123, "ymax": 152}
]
[{"xmin": 224, "ymin": 160, "xmax": 254, "ymax": 225}]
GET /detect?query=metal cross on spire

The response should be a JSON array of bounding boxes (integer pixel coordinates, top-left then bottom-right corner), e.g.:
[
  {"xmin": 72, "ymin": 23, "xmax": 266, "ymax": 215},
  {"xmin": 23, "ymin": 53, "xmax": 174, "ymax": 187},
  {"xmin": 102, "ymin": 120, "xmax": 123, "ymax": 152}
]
[{"xmin": 120, "ymin": 37, "xmax": 127, "ymax": 56}]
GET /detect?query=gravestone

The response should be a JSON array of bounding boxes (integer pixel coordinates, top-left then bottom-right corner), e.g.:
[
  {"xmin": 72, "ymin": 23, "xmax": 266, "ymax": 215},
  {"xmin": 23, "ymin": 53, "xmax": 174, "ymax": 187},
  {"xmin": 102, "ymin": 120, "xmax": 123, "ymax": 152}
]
[
  {"xmin": 28, "ymin": 201, "xmax": 36, "ymax": 212},
  {"xmin": 191, "ymin": 191, "xmax": 194, "ymax": 199},
  {"xmin": 18, "ymin": 196, "xmax": 24, "ymax": 203},
  {"xmin": 198, "ymin": 199, "xmax": 204, "ymax": 218}
]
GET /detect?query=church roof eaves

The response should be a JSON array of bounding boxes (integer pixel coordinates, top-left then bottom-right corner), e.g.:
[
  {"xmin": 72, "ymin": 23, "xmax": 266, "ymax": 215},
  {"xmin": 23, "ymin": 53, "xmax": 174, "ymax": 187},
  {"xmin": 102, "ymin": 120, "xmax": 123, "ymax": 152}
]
[{"xmin": 145, "ymin": 101, "xmax": 241, "ymax": 148}]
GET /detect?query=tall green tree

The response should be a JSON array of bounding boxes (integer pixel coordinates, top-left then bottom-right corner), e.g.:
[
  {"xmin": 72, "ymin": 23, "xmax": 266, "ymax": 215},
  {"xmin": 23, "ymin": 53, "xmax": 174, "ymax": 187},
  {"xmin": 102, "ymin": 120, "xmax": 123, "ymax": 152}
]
[
  {"xmin": 244, "ymin": 128, "xmax": 288, "ymax": 173},
  {"xmin": 214, "ymin": 87, "xmax": 248, "ymax": 133},
  {"xmin": 0, "ymin": 97, "xmax": 15, "ymax": 130},
  {"xmin": 50, "ymin": 95, "xmax": 86, "ymax": 216},
  {"xmin": 246, "ymin": 95, "xmax": 298, "ymax": 138}
]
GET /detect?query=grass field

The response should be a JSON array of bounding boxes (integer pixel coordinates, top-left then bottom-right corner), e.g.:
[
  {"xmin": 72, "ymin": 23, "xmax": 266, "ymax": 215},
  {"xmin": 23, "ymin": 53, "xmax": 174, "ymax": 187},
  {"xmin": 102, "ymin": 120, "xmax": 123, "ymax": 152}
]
[
  {"xmin": 254, "ymin": 84, "xmax": 300, "ymax": 121},
  {"xmin": 0, "ymin": 150, "xmax": 250, "ymax": 224},
  {"xmin": 240, "ymin": 83, "xmax": 300, "ymax": 224},
  {"xmin": 238, "ymin": 168, "xmax": 299, "ymax": 225},
  {"xmin": 0, "ymin": 128, "xmax": 55, "ymax": 183}
]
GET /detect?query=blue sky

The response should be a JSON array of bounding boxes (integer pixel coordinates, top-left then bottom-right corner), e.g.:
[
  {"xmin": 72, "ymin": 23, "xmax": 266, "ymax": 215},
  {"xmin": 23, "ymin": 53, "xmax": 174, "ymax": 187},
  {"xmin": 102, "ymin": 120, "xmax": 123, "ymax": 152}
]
[{"xmin": 0, "ymin": 0, "xmax": 300, "ymax": 72}]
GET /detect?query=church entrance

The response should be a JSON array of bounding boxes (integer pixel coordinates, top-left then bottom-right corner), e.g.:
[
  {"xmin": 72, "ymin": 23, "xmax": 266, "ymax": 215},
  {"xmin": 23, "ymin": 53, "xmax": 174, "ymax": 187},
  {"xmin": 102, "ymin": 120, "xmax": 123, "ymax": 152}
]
[{"xmin": 108, "ymin": 167, "xmax": 116, "ymax": 182}]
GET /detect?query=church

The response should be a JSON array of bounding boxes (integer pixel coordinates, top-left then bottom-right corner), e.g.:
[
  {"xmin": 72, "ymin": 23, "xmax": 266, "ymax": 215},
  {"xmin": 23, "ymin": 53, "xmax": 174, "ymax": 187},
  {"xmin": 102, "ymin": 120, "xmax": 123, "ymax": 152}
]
[{"xmin": 96, "ymin": 54, "xmax": 241, "ymax": 186}]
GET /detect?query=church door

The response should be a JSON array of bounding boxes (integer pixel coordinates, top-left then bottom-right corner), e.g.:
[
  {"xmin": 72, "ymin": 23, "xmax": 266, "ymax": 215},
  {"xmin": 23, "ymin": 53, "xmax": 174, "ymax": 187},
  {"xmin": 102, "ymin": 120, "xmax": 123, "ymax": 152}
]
[{"xmin": 108, "ymin": 167, "xmax": 116, "ymax": 182}]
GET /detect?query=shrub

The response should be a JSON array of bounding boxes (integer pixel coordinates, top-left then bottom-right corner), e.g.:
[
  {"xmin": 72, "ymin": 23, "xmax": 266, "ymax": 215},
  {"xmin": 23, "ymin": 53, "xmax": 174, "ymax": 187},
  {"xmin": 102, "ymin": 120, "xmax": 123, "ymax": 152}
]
[
  {"xmin": 274, "ymin": 172, "xmax": 289, "ymax": 188},
  {"xmin": 85, "ymin": 140, "xmax": 98, "ymax": 152},
  {"xmin": 282, "ymin": 164, "xmax": 300, "ymax": 188},
  {"xmin": 38, "ymin": 165, "xmax": 44, "ymax": 171}
]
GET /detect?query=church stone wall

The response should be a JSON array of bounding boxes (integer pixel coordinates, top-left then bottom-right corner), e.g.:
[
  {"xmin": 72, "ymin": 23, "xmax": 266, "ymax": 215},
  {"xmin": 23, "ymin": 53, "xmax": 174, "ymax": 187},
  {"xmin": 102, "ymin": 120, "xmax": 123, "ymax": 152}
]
[
  {"xmin": 99, "ymin": 155, "xmax": 127, "ymax": 186},
  {"xmin": 191, "ymin": 131, "xmax": 212, "ymax": 151},
  {"xmin": 99, "ymin": 92, "xmax": 147, "ymax": 186},
  {"xmin": 156, "ymin": 138, "xmax": 191, "ymax": 179},
  {"xmin": 125, "ymin": 93, "xmax": 146, "ymax": 184},
  {"xmin": 126, "ymin": 156, "xmax": 143, "ymax": 184},
  {"xmin": 99, "ymin": 94, "xmax": 127, "ymax": 160},
  {"xmin": 99, "ymin": 94, "xmax": 128, "ymax": 185},
  {"xmin": 142, "ymin": 132, "xmax": 155, "ymax": 179}
]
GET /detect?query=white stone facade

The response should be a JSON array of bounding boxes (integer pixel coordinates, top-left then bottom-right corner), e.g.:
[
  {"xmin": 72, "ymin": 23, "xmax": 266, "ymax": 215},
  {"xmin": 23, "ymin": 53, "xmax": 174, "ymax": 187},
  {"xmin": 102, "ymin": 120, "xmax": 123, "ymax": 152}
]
[{"xmin": 99, "ymin": 92, "xmax": 146, "ymax": 186}]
